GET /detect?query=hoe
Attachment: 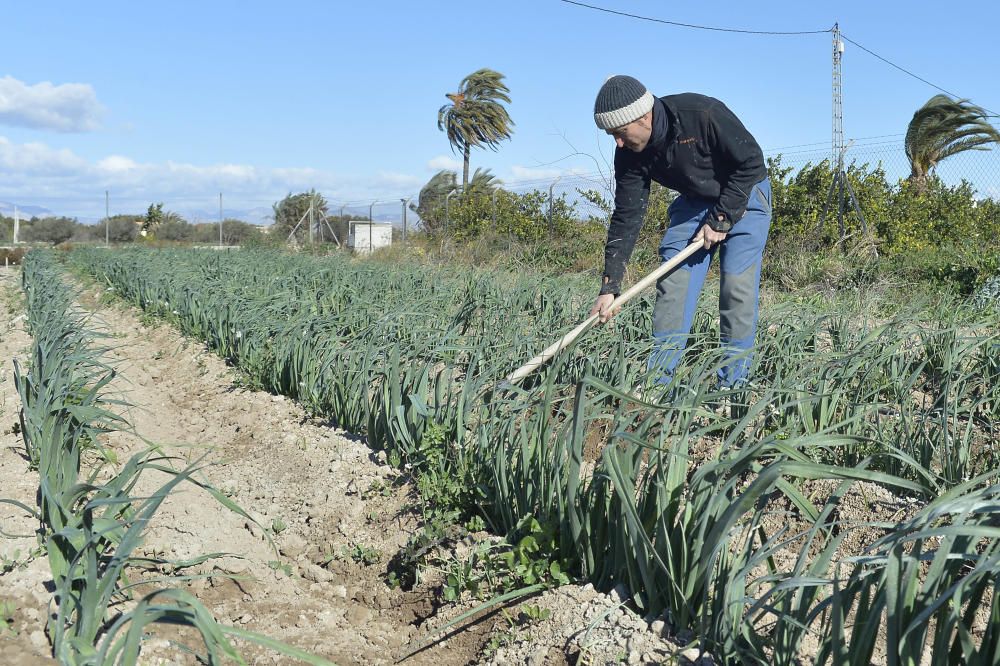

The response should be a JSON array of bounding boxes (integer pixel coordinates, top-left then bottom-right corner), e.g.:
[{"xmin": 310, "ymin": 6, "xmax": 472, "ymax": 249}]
[{"xmin": 506, "ymin": 239, "xmax": 702, "ymax": 385}]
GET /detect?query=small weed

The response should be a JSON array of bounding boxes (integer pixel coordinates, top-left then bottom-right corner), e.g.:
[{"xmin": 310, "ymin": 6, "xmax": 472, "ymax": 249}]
[
  {"xmin": 362, "ymin": 479, "xmax": 393, "ymax": 500},
  {"xmin": 0, "ymin": 600, "xmax": 17, "ymax": 637},
  {"xmin": 266, "ymin": 560, "xmax": 293, "ymax": 577},
  {"xmin": 443, "ymin": 555, "xmax": 481, "ymax": 601},
  {"xmin": 519, "ymin": 604, "xmax": 551, "ymax": 623},
  {"xmin": 481, "ymin": 606, "xmax": 549, "ymax": 659},
  {"xmin": 231, "ymin": 371, "xmax": 264, "ymax": 391},
  {"xmin": 389, "ymin": 507, "xmax": 464, "ymax": 589},
  {"xmin": 1, "ymin": 547, "xmax": 43, "ymax": 575},
  {"xmin": 436, "ymin": 514, "xmax": 572, "ymax": 604},
  {"xmin": 270, "ymin": 517, "xmax": 287, "ymax": 534},
  {"xmin": 344, "ymin": 543, "xmax": 381, "ymax": 566},
  {"xmin": 497, "ymin": 515, "xmax": 572, "ymax": 589},
  {"xmin": 323, "ymin": 542, "xmax": 381, "ymax": 567},
  {"xmin": 481, "ymin": 610, "xmax": 519, "ymax": 658},
  {"xmin": 138, "ymin": 311, "xmax": 159, "ymax": 328},
  {"xmin": 387, "ymin": 571, "xmax": 400, "ymax": 589}
]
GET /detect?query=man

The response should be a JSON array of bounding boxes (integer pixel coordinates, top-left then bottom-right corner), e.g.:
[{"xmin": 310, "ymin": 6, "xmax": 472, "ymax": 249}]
[{"xmin": 589, "ymin": 75, "xmax": 771, "ymax": 389}]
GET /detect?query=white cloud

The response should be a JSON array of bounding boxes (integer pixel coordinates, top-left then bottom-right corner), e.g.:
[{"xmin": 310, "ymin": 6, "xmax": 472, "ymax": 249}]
[
  {"xmin": 509, "ymin": 165, "xmax": 565, "ymax": 181},
  {"xmin": 0, "ymin": 76, "xmax": 104, "ymax": 132},
  {"xmin": 0, "ymin": 136, "xmax": 87, "ymax": 174},
  {"xmin": 96, "ymin": 155, "xmax": 139, "ymax": 173},
  {"xmin": 0, "ymin": 135, "xmax": 428, "ymax": 218},
  {"xmin": 427, "ymin": 155, "xmax": 462, "ymax": 172}
]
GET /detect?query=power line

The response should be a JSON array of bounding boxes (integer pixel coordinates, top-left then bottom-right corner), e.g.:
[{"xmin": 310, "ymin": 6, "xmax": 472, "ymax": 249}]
[
  {"xmin": 775, "ymin": 140, "xmax": 906, "ymax": 157},
  {"xmin": 558, "ymin": 0, "xmax": 832, "ymax": 35},
  {"xmin": 558, "ymin": 1, "xmax": 995, "ymax": 116},
  {"xmin": 765, "ymin": 133, "xmax": 906, "ymax": 152},
  {"xmin": 839, "ymin": 32, "xmax": 998, "ymax": 116}
]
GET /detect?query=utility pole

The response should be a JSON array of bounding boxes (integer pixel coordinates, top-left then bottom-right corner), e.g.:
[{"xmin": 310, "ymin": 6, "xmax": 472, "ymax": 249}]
[
  {"xmin": 12, "ymin": 206, "xmax": 19, "ymax": 244},
  {"xmin": 219, "ymin": 192, "xmax": 224, "ymax": 247},
  {"xmin": 400, "ymin": 197, "xmax": 410, "ymax": 244},
  {"xmin": 308, "ymin": 194, "xmax": 315, "ymax": 245},
  {"xmin": 832, "ymin": 23, "xmax": 843, "ymax": 163},
  {"xmin": 369, "ymin": 200, "xmax": 379, "ymax": 253},
  {"xmin": 105, "ymin": 191, "xmax": 110, "ymax": 247},
  {"xmin": 817, "ymin": 28, "xmax": 874, "ymax": 253}
]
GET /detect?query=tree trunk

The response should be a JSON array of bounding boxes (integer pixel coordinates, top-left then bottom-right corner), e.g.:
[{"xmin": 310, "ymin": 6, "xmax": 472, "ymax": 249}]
[
  {"xmin": 908, "ymin": 166, "xmax": 928, "ymax": 195},
  {"xmin": 463, "ymin": 145, "xmax": 470, "ymax": 190}
]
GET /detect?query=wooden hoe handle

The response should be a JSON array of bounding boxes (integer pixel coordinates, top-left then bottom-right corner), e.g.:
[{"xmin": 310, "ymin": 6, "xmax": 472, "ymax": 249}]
[{"xmin": 506, "ymin": 240, "xmax": 703, "ymax": 384}]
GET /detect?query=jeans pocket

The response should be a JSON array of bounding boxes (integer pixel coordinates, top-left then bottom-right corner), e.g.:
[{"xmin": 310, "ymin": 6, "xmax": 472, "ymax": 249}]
[{"xmin": 752, "ymin": 182, "xmax": 772, "ymax": 215}]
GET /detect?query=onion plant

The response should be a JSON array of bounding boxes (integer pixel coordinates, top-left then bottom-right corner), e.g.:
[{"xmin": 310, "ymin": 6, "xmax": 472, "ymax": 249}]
[
  {"xmin": 70, "ymin": 246, "xmax": 1000, "ymax": 664},
  {"xmin": 13, "ymin": 251, "xmax": 333, "ymax": 665}
]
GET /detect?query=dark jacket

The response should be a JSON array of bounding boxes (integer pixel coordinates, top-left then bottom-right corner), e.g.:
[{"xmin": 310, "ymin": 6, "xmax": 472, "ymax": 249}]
[{"xmin": 601, "ymin": 93, "xmax": 766, "ymax": 295}]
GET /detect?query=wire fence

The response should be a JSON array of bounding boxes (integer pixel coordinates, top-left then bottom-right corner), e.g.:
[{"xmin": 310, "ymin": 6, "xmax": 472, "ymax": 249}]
[
  {"xmin": 775, "ymin": 141, "xmax": 1000, "ymax": 199},
  {"xmin": 2, "ymin": 141, "xmax": 998, "ymax": 244}
]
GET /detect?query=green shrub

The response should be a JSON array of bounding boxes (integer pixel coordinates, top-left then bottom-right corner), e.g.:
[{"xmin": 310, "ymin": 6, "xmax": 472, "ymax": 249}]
[
  {"xmin": 884, "ymin": 242, "xmax": 1000, "ymax": 295},
  {"xmin": 768, "ymin": 154, "xmax": 1000, "ymax": 261}
]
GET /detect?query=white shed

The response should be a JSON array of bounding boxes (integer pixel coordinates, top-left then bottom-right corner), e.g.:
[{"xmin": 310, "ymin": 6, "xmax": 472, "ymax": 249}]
[{"xmin": 347, "ymin": 221, "xmax": 393, "ymax": 254}]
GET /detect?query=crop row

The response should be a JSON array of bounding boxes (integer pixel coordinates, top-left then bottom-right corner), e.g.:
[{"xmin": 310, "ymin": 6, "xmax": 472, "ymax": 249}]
[
  {"xmin": 9, "ymin": 251, "xmax": 332, "ymax": 665},
  {"xmin": 72, "ymin": 246, "xmax": 1000, "ymax": 664}
]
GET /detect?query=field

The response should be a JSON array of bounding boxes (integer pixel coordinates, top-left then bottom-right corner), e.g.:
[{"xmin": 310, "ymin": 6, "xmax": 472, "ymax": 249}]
[{"xmin": 2, "ymin": 245, "xmax": 999, "ymax": 665}]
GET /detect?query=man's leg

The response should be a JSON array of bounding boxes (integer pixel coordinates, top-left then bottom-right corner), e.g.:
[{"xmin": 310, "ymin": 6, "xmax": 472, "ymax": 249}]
[
  {"xmin": 717, "ymin": 179, "xmax": 772, "ymax": 388},
  {"xmin": 649, "ymin": 196, "xmax": 713, "ymax": 384}
]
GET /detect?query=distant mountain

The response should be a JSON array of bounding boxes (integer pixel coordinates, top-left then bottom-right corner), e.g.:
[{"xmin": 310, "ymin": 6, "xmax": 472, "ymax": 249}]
[
  {"xmin": 0, "ymin": 202, "xmax": 397, "ymax": 227},
  {"xmin": 0, "ymin": 201, "xmax": 53, "ymax": 218},
  {"xmin": 180, "ymin": 206, "xmax": 274, "ymax": 226}
]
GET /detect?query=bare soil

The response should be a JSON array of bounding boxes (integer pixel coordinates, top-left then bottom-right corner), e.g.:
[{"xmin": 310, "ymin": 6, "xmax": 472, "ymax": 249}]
[{"xmin": 0, "ymin": 270, "xmax": 55, "ymax": 665}]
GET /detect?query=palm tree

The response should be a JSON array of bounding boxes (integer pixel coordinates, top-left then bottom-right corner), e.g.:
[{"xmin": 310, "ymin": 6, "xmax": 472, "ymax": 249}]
[
  {"xmin": 465, "ymin": 167, "xmax": 501, "ymax": 195},
  {"xmin": 412, "ymin": 170, "xmax": 458, "ymax": 232},
  {"xmin": 438, "ymin": 68, "xmax": 514, "ymax": 189},
  {"xmin": 905, "ymin": 95, "xmax": 1000, "ymax": 192},
  {"xmin": 272, "ymin": 189, "xmax": 328, "ymax": 242}
]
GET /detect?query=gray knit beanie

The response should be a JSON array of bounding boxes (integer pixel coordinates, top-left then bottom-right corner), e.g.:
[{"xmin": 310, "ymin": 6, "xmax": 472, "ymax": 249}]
[{"xmin": 593, "ymin": 75, "xmax": 655, "ymax": 130}]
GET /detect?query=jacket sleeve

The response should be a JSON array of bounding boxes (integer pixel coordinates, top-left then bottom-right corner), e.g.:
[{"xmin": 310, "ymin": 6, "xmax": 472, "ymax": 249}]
[
  {"xmin": 601, "ymin": 150, "xmax": 650, "ymax": 295},
  {"xmin": 706, "ymin": 104, "xmax": 766, "ymax": 225}
]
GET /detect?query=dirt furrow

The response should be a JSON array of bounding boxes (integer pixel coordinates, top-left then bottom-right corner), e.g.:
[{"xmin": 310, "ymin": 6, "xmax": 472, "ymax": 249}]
[
  {"xmin": 0, "ymin": 269, "xmax": 55, "ymax": 665},
  {"xmin": 69, "ymin": 281, "xmax": 495, "ymax": 665}
]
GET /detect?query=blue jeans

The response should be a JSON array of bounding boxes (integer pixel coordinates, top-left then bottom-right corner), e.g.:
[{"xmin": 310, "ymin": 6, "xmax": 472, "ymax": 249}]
[{"xmin": 648, "ymin": 178, "xmax": 772, "ymax": 388}]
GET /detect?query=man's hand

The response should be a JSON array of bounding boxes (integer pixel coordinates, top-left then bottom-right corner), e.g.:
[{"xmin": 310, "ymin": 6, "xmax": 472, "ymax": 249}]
[
  {"xmin": 590, "ymin": 293, "xmax": 619, "ymax": 324},
  {"xmin": 696, "ymin": 223, "xmax": 728, "ymax": 250}
]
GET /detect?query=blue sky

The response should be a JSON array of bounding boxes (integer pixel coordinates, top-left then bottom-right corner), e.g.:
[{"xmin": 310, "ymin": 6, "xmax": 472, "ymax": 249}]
[{"xmin": 1, "ymin": 1, "xmax": 997, "ymax": 223}]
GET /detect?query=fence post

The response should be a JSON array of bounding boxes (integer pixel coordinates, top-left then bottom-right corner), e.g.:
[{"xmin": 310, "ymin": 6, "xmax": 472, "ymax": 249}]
[
  {"xmin": 308, "ymin": 195, "xmax": 317, "ymax": 244},
  {"xmin": 369, "ymin": 200, "xmax": 381, "ymax": 253},
  {"xmin": 400, "ymin": 197, "xmax": 411, "ymax": 245}
]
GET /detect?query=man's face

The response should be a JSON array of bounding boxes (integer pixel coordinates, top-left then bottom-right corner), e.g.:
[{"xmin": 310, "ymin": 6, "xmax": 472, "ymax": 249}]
[{"xmin": 607, "ymin": 111, "xmax": 653, "ymax": 152}]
